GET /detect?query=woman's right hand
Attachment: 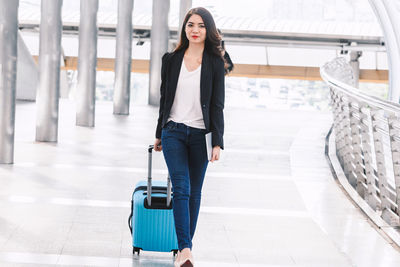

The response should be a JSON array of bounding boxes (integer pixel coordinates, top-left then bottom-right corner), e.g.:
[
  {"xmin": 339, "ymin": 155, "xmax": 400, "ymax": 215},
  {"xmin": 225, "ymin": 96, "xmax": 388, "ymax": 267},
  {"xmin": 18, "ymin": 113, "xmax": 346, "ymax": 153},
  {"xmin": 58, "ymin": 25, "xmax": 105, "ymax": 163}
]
[{"xmin": 154, "ymin": 139, "xmax": 162, "ymax": 151}]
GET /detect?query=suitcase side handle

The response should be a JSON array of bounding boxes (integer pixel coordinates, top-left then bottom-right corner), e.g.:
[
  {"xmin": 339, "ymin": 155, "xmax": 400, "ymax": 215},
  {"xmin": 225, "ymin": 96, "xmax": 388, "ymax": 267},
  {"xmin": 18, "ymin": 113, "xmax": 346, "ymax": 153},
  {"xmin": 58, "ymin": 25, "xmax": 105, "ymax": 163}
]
[
  {"xmin": 128, "ymin": 200, "xmax": 133, "ymax": 234},
  {"xmin": 147, "ymin": 145, "xmax": 172, "ymax": 207}
]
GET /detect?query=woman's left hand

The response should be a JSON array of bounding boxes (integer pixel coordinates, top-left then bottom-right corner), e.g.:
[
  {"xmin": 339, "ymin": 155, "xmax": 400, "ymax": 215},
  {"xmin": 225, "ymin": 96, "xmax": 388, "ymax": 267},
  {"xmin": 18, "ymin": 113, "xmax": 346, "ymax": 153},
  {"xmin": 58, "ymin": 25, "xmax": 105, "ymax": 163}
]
[{"xmin": 210, "ymin": 146, "xmax": 221, "ymax": 162}]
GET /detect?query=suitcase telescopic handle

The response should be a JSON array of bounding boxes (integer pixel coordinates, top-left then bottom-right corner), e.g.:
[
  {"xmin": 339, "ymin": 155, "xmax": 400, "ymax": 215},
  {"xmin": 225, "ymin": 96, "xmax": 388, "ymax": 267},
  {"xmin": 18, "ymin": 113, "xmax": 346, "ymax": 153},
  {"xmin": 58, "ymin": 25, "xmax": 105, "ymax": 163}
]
[
  {"xmin": 147, "ymin": 145, "xmax": 172, "ymax": 207},
  {"xmin": 147, "ymin": 145, "xmax": 153, "ymax": 206}
]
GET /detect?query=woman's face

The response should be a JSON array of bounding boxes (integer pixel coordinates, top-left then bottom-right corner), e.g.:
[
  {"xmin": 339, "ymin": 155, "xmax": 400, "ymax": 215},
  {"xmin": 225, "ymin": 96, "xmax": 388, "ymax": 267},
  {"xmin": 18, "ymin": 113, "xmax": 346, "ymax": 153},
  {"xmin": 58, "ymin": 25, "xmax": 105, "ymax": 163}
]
[{"xmin": 185, "ymin": 14, "xmax": 206, "ymax": 44}]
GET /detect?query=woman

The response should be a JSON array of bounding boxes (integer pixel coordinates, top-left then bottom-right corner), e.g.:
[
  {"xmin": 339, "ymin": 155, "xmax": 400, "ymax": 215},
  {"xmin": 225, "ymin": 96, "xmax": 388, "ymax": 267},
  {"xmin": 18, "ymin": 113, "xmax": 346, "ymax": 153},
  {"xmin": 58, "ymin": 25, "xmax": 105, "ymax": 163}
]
[{"xmin": 153, "ymin": 7, "xmax": 225, "ymax": 267}]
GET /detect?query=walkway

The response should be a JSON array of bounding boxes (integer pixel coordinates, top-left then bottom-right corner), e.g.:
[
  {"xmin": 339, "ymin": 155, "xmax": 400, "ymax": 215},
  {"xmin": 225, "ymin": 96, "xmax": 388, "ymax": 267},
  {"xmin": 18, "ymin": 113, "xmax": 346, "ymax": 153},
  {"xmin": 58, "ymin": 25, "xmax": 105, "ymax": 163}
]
[{"xmin": 0, "ymin": 100, "xmax": 399, "ymax": 266}]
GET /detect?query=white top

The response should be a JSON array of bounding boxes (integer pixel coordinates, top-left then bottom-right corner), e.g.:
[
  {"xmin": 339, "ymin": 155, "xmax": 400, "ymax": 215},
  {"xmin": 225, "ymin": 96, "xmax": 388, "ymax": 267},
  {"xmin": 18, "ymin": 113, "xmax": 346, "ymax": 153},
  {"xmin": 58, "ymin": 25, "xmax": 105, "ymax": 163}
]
[{"xmin": 168, "ymin": 61, "xmax": 205, "ymax": 129}]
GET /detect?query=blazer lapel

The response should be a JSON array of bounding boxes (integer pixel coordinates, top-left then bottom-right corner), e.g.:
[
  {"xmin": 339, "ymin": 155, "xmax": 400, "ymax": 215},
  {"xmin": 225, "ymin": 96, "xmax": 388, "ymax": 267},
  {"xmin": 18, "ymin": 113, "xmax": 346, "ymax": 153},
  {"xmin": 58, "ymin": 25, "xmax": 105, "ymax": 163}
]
[
  {"xmin": 200, "ymin": 50, "xmax": 209, "ymax": 105},
  {"xmin": 168, "ymin": 50, "xmax": 184, "ymax": 104}
]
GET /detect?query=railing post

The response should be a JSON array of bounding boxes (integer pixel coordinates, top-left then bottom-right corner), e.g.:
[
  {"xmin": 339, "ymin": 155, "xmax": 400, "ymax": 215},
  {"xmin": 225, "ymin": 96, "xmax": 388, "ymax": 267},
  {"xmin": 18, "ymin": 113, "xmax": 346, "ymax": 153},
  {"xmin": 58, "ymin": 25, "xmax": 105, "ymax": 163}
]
[
  {"xmin": 331, "ymin": 89, "xmax": 346, "ymax": 168},
  {"xmin": 388, "ymin": 114, "xmax": 400, "ymax": 224},
  {"xmin": 348, "ymin": 99, "xmax": 366, "ymax": 197},
  {"xmin": 371, "ymin": 109, "xmax": 399, "ymax": 225},
  {"xmin": 0, "ymin": 0, "xmax": 19, "ymax": 164},
  {"xmin": 359, "ymin": 103, "xmax": 378, "ymax": 209},
  {"xmin": 338, "ymin": 95, "xmax": 357, "ymax": 186}
]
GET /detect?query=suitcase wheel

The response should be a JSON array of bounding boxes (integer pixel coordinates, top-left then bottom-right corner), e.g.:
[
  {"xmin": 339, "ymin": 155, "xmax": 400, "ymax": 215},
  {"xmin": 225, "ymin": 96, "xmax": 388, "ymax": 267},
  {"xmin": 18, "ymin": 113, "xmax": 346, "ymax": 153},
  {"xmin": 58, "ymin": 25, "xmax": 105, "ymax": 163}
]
[
  {"xmin": 173, "ymin": 250, "xmax": 178, "ymax": 257},
  {"xmin": 133, "ymin": 247, "xmax": 141, "ymax": 255}
]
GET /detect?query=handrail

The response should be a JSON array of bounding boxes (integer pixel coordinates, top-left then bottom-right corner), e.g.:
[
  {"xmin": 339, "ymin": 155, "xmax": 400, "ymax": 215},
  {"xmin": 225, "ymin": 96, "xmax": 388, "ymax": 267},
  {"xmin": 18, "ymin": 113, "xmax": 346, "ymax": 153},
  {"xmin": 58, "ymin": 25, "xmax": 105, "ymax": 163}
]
[
  {"xmin": 321, "ymin": 57, "xmax": 400, "ymax": 227},
  {"xmin": 320, "ymin": 58, "xmax": 400, "ymax": 114}
]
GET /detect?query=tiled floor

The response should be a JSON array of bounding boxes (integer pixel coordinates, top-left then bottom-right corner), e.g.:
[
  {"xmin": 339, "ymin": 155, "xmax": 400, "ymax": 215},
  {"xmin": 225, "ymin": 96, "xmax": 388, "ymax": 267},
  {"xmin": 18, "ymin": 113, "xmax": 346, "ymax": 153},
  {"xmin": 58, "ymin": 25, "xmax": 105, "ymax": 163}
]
[{"xmin": 0, "ymin": 100, "xmax": 399, "ymax": 266}]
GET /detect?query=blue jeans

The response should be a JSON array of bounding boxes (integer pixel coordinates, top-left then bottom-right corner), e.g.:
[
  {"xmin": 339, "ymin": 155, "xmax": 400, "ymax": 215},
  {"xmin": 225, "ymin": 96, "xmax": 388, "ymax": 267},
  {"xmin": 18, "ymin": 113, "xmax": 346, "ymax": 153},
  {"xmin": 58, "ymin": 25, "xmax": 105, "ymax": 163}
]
[{"xmin": 161, "ymin": 121, "xmax": 209, "ymax": 251}]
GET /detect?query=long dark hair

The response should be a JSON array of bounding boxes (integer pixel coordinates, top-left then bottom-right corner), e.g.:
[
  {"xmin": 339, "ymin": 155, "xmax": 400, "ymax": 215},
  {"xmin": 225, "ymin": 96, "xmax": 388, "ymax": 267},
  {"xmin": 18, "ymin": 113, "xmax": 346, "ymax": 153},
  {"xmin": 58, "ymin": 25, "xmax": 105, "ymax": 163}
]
[{"xmin": 175, "ymin": 7, "xmax": 223, "ymax": 59}]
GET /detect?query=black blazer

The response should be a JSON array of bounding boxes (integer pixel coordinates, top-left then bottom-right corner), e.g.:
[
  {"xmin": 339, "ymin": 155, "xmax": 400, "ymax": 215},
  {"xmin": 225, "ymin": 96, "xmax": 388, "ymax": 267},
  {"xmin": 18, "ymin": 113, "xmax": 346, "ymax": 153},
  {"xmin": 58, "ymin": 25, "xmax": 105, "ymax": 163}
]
[{"xmin": 155, "ymin": 49, "xmax": 225, "ymax": 149}]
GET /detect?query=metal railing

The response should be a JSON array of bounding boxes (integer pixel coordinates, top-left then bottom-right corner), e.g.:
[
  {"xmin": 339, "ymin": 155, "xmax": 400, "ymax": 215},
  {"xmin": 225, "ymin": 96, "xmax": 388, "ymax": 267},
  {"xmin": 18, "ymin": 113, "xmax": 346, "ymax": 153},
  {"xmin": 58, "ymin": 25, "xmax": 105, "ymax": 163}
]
[{"xmin": 321, "ymin": 57, "xmax": 400, "ymax": 226}]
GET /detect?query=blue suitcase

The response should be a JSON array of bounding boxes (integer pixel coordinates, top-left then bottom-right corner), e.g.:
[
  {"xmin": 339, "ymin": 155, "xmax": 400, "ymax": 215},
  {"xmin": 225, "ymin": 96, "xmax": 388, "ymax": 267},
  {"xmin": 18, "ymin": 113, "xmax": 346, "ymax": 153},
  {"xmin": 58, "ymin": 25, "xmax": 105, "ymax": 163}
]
[{"xmin": 128, "ymin": 145, "xmax": 178, "ymax": 256}]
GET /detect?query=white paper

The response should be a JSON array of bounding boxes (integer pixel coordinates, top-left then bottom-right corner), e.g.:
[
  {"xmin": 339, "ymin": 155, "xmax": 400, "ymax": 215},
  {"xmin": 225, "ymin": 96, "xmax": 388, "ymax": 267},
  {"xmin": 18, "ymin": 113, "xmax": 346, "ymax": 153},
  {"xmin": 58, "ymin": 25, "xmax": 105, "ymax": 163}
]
[{"xmin": 205, "ymin": 132, "xmax": 212, "ymax": 161}]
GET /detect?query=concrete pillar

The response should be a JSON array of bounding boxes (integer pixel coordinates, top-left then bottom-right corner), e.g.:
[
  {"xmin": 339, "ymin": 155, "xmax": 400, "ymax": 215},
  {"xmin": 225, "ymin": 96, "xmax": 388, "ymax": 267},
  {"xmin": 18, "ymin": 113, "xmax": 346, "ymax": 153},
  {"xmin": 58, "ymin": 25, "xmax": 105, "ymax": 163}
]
[
  {"xmin": 36, "ymin": 0, "xmax": 63, "ymax": 142},
  {"xmin": 113, "ymin": 0, "xmax": 134, "ymax": 115},
  {"xmin": 178, "ymin": 0, "xmax": 192, "ymax": 40},
  {"xmin": 349, "ymin": 49, "xmax": 362, "ymax": 88},
  {"xmin": 0, "ymin": 0, "xmax": 19, "ymax": 164},
  {"xmin": 76, "ymin": 0, "xmax": 99, "ymax": 127},
  {"xmin": 149, "ymin": 0, "xmax": 170, "ymax": 106}
]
